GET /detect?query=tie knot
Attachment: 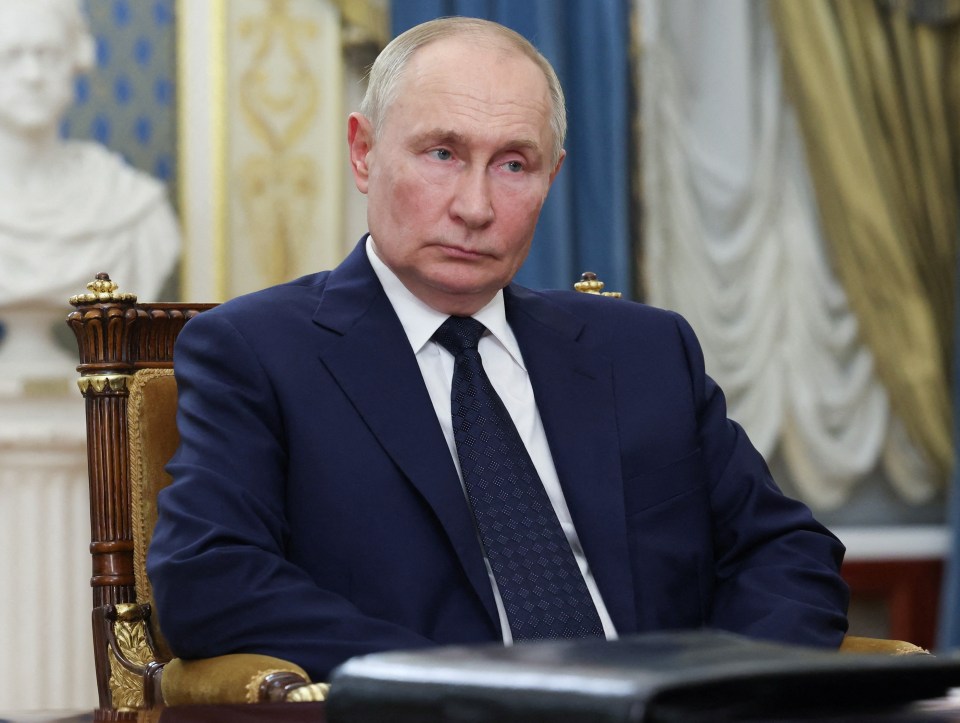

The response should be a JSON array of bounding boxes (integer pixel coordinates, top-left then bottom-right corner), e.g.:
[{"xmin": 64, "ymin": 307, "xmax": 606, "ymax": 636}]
[{"xmin": 434, "ymin": 316, "xmax": 486, "ymax": 356}]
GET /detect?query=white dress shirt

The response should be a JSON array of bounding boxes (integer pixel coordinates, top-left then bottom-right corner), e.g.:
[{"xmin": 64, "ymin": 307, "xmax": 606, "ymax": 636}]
[{"xmin": 366, "ymin": 237, "xmax": 617, "ymax": 642}]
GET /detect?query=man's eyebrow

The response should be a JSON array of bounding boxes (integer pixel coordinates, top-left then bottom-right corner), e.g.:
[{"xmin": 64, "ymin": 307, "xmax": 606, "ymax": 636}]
[
  {"xmin": 410, "ymin": 129, "xmax": 469, "ymax": 147},
  {"xmin": 410, "ymin": 129, "xmax": 544, "ymax": 155},
  {"xmin": 505, "ymin": 138, "xmax": 544, "ymax": 154}
]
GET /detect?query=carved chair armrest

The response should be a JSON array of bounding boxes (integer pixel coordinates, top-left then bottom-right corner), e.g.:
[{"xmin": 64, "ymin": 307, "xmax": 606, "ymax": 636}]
[
  {"xmin": 840, "ymin": 635, "xmax": 930, "ymax": 656},
  {"xmin": 100, "ymin": 602, "xmax": 326, "ymax": 707},
  {"xmin": 162, "ymin": 654, "xmax": 328, "ymax": 705}
]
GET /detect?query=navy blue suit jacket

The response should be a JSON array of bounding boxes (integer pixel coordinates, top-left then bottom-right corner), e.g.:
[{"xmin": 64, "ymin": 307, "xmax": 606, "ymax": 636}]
[{"xmin": 148, "ymin": 239, "xmax": 848, "ymax": 681}]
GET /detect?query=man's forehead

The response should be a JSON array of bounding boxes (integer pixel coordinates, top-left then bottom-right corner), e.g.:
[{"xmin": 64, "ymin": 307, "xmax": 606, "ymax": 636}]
[
  {"xmin": 393, "ymin": 82, "xmax": 552, "ymax": 155},
  {"xmin": 404, "ymin": 34, "xmax": 541, "ymax": 85},
  {"xmin": 377, "ymin": 31, "xmax": 557, "ymax": 158},
  {"xmin": 394, "ymin": 40, "xmax": 550, "ymax": 123}
]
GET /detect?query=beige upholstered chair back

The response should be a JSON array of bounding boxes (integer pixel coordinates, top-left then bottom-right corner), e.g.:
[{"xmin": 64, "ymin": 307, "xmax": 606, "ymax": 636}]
[{"xmin": 128, "ymin": 368, "xmax": 180, "ymax": 661}]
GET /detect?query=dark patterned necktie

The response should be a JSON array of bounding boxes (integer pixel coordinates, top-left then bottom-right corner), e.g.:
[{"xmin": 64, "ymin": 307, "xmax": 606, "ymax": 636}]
[{"xmin": 433, "ymin": 316, "xmax": 605, "ymax": 641}]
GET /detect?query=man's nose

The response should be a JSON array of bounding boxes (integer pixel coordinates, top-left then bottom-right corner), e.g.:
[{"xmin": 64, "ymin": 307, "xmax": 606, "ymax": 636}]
[{"xmin": 450, "ymin": 167, "xmax": 495, "ymax": 228}]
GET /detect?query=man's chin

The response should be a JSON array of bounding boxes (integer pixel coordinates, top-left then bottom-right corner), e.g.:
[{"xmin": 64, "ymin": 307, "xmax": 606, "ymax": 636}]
[
  {"xmin": 416, "ymin": 274, "xmax": 506, "ymax": 315},
  {"xmin": 430, "ymin": 270, "xmax": 505, "ymax": 296}
]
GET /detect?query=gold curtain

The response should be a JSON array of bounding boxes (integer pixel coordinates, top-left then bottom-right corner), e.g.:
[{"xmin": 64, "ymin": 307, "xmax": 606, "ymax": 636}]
[{"xmin": 770, "ymin": 0, "xmax": 959, "ymax": 482}]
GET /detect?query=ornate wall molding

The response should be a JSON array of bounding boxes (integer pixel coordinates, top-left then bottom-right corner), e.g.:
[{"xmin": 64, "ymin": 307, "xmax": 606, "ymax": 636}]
[{"xmin": 179, "ymin": 0, "xmax": 374, "ymax": 301}]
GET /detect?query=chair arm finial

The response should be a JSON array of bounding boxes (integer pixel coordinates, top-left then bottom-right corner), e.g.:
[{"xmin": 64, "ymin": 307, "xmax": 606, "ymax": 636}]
[
  {"xmin": 70, "ymin": 272, "xmax": 138, "ymax": 306},
  {"xmin": 574, "ymin": 271, "xmax": 622, "ymax": 298}
]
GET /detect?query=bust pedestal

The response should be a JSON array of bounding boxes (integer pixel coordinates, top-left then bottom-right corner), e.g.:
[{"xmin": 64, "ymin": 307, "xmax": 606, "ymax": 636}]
[
  {"xmin": 0, "ymin": 303, "xmax": 78, "ymax": 394},
  {"xmin": 0, "ymin": 311, "xmax": 98, "ymax": 710}
]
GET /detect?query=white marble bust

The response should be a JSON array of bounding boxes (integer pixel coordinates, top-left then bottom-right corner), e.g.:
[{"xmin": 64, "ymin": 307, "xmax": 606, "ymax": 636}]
[{"xmin": 0, "ymin": 0, "xmax": 181, "ymax": 376}]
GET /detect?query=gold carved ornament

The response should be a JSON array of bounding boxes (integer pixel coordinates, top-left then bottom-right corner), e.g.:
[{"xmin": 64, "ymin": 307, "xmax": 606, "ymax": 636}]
[
  {"xmin": 69, "ymin": 272, "xmax": 138, "ymax": 306},
  {"xmin": 70, "ymin": 273, "xmax": 136, "ymax": 396},
  {"xmin": 244, "ymin": 673, "xmax": 330, "ymax": 703},
  {"xmin": 106, "ymin": 603, "xmax": 160, "ymax": 711},
  {"xmin": 574, "ymin": 271, "xmax": 622, "ymax": 298},
  {"xmin": 286, "ymin": 682, "xmax": 331, "ymax": 702},
  {"xmin": 77, "ymin": 374, "xmax": 132, "ymax": 395}
]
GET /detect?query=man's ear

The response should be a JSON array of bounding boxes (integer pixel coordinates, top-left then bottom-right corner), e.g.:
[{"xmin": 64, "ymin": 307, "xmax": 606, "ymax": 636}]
[
  {"xmin": 348, "ymin": 112, "xmax": 374, "ymax": 194},
  {"xmin": 548, "ymin": 149, "xmax": 566, "ymax": 187}
]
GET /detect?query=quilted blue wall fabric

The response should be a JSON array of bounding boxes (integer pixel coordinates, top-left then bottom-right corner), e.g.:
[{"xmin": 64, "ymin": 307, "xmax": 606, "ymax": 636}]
[{"xmin": 62, "ymin": 0, "xmax": 177, "ymax": 197}]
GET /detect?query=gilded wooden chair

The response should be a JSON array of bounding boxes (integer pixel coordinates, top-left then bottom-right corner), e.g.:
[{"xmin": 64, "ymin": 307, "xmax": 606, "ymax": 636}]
[
  {"xmin": 67, "ymin": 271, "xmax": 926, "ymax": 712},
  {"xmin": 68, "ymin": 274, "xmax": 327, "ymax": 712}
]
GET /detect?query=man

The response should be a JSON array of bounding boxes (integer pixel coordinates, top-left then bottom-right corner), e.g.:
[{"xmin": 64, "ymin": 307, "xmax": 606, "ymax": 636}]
[{"xmin": 148, "ymin": 17, "xmax": 848, "ymax": 683}]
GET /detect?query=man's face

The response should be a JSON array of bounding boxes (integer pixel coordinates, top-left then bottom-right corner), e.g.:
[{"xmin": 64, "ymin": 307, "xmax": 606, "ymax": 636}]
[
  {"xmin": 0, "ymin": 3, "xmax": 75, "ymax": 136},
  {"xmin": 348, "ymin": 36, "xmax": 564, "ymax": 316}
]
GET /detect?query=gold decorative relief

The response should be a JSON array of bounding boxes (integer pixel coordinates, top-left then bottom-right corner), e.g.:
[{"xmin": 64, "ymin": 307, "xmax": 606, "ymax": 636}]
[
  {"xmin": 70, "ymin": 273, "xmax": 138, "ymax": 306},
  {"xmin": 236, "ymin": 0, "xmax": 321, "ymax": 286},
  {"xmin": 330, "ymin": 0, "xmax": 388, "ymax": 48},
  {"xmin": 108, "ymin": 646, "xmax": 145, "ymax": 711},
  {"xmin": 286, "ymin": 682, "xmax": 331, "ymax": 702},
  {"xmin": 107, "ymin": 603, "xmax": 157, "ymax": 710},
  {"xmin": 77, "ymin": 374, "xmax": 133, "ymax": 395},
  {"xmin": 330, "ymin": 0, "xmax": 388, "ymax": 65},
  {"xmin": 574, "ymin": 272, "xmax": 623, "ymax": 298}
]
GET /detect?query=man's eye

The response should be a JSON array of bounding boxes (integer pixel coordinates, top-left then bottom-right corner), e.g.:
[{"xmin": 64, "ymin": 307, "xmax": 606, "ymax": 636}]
[
  {"xmin": 504, "ymin": 160, "xmax": 524, "ymax": 173},
  {"xmin": 430, "ymin": 149, "xmax": 452, "ymax": 161}
]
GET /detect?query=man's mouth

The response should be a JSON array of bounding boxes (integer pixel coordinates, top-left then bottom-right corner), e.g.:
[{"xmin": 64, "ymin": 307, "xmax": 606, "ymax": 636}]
[{"xmin": 435, "ymin": 242, "xmax": 490, "ymax": 259}]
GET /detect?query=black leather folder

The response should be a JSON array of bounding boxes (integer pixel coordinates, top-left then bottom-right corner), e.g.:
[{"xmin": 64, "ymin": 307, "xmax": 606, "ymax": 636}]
[{"xmin": 326, "ymin": 630, "xmax": 960, "ymax": 722}]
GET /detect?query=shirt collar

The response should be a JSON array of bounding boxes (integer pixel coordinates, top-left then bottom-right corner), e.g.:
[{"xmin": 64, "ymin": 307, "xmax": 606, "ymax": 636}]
[{"xmin": 365, "ymin": 235, "xmax": 526, "ymax": 369}]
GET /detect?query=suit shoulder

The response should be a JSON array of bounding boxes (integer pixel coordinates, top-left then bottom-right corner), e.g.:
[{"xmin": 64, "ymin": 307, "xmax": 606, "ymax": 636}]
[
  {"xmin": 201, "ymin": 271, "xmax": 331, "ymax": 321},
  {"xmin": 177, "ymin": 272, "xmax": 332, "ymax": 351},
  {"xmin": 537, "ymin": 288, "xmax": 691, "ymax": 337},
  {"xmin": 529, "ymin": 289, "xmax": 709, "ymax": 393}
]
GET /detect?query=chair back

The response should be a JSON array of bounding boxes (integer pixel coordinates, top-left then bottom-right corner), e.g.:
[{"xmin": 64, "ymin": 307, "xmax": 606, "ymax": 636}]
[{"xmin": 68, "ymin": 273, "xmax": 215, "ymax": 709}]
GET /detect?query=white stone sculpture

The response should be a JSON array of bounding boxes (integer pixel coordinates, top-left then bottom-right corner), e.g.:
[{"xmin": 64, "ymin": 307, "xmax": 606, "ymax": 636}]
[{"xmin": 0, "ymin": 0, "xmax": 181, "ymax": 379}]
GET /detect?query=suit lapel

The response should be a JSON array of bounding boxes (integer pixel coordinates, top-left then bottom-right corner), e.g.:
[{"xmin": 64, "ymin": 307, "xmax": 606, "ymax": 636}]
[
  {"xmin": 310, "ymin": 242, "xmax": 499, "ymax": 627},
  {"xmin": 506, "ymin": 286, "xmax": 638, "ymax": 635}
]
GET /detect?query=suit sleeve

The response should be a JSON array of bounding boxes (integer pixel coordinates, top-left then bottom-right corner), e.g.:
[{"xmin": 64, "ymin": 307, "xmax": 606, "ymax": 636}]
[
  {"xmin": 147, "ymin": 311, "xmax": 434, "ymax": 681},
  {"xmin": 671, "ymin": 313, "xmax": 850, "ymax": 647}
]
